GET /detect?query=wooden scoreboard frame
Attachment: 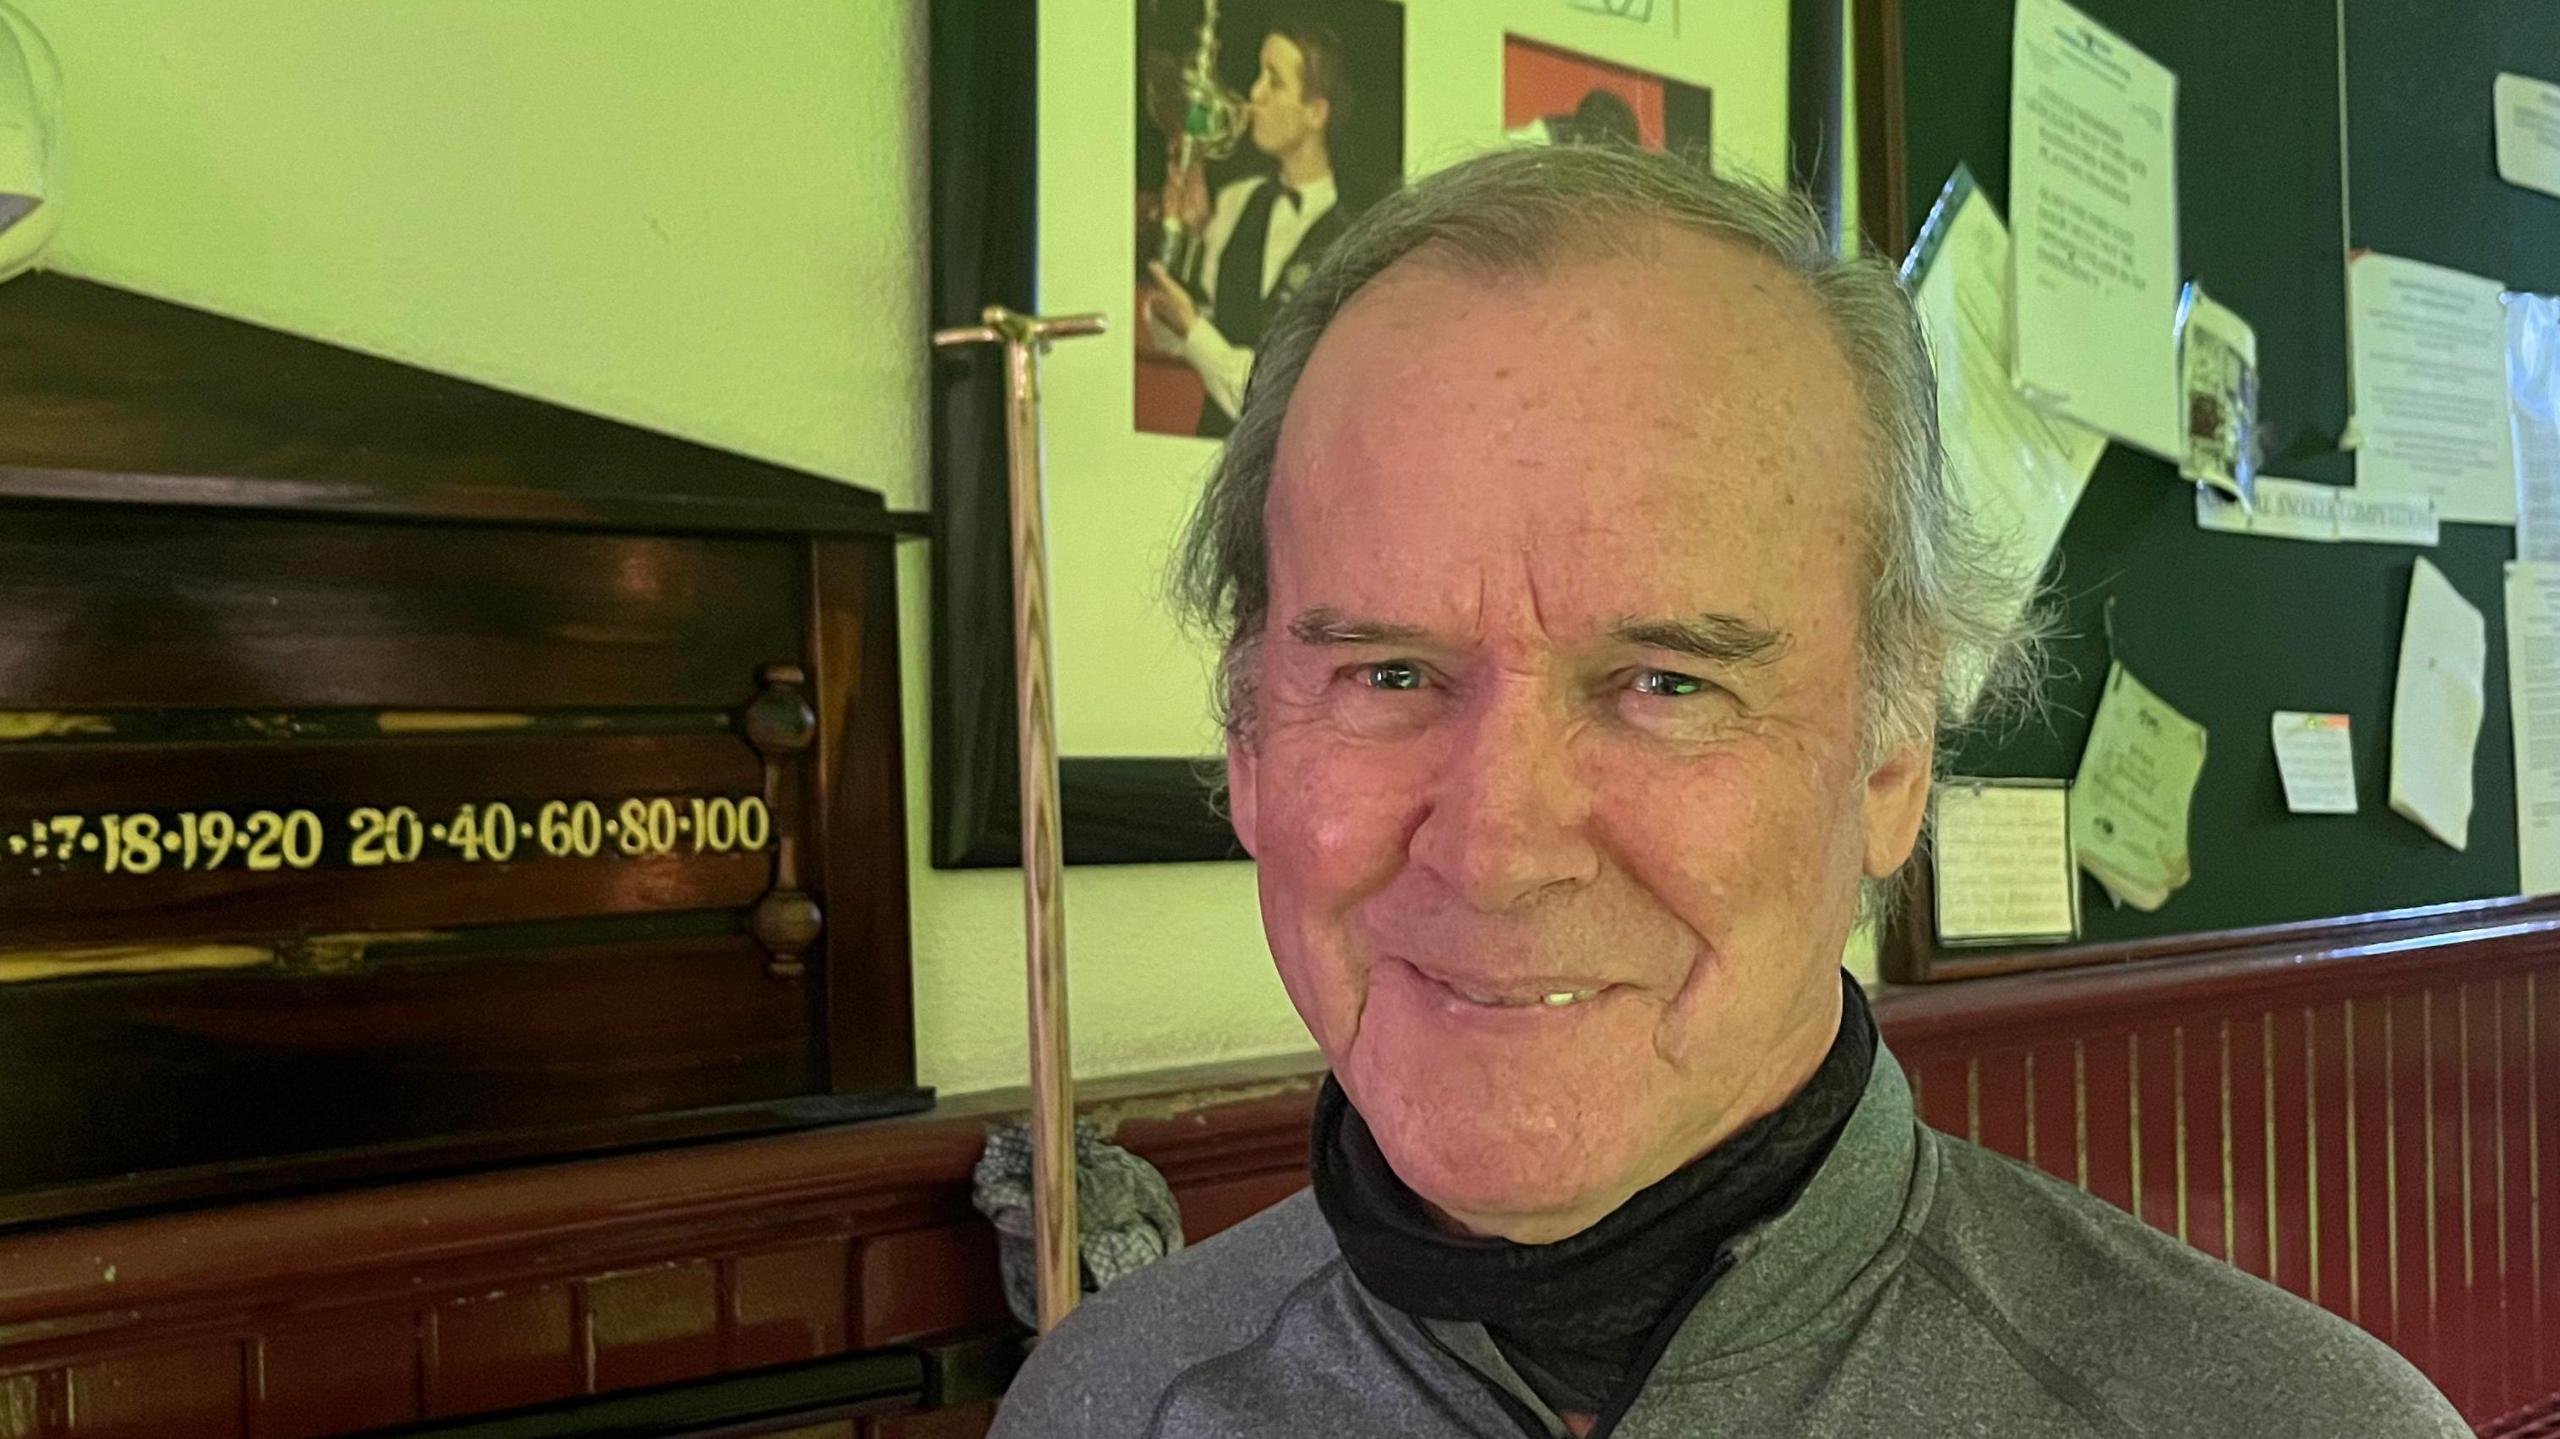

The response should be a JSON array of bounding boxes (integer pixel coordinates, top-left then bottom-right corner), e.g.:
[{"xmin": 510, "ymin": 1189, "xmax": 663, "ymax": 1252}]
[{"xmin": 0, "ymin": 274, "xmax": 931, "ymax": 1226}]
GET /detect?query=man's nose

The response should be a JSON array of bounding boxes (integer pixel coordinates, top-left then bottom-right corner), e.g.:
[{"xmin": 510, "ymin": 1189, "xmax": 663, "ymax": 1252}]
[{"xmin": 1407, "ymin": 693, "xmax": 1600, "ymax": 912}]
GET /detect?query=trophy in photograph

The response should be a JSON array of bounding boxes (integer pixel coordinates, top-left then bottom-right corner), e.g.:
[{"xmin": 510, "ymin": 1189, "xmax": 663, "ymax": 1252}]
[{"xmin": 1145, "ymin": 0, "xmax": 1249, "ymax": 279}]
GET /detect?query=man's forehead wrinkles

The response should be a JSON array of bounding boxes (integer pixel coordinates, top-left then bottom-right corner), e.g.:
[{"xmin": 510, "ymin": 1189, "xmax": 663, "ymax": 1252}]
[{"xmin": 1522, "ymin": 548, "xmax": 1553, "ymax": 640}]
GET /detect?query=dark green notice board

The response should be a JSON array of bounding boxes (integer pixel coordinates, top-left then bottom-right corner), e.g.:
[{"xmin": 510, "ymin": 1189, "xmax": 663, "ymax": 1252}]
[{"xmin": 1875, "ymin": 0, "xmax": 2560, "ymax": 952}]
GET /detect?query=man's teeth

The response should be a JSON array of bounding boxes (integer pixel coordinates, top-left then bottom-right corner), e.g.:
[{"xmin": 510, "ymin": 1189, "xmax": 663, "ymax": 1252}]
[{"xmin": 1451, "ymin": 986, "xmax": 1601, "ymax": 1008}]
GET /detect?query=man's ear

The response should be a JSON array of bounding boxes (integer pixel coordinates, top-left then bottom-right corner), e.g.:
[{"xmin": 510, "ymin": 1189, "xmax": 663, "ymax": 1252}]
[
  {"xmin": 1226, "ymin": 730, "xmax": 1261, "ymax": 857},
  {"xmin": 1860, "ymin": 729, "xmax": 1935, "ymax": 879},
  {"xmin": 1306, "ymin": 96, "xmax": 1331, "ymax": 135}
]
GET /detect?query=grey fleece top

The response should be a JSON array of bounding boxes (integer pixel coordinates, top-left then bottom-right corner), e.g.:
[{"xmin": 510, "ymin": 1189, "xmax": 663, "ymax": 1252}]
[{"xmin": 992, "ymin": 1045, "xmax": 2466, "ymax": 1437}]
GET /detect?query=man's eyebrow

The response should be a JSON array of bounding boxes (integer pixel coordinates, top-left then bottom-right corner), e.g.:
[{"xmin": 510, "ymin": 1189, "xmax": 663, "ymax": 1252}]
[
  {"xmin": 1286, "ymin": 607, "xmax": 1430, "ymax": 646},
  {"xmin": 1610, "ymin": 613, "xmax": 1791, "ymax": 667}
]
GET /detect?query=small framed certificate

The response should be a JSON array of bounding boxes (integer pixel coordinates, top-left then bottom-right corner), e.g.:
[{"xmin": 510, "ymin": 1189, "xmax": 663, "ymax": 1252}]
[{"xmin": 1930, "ymin": 778, "xmax": 2080, "ymax": 946}]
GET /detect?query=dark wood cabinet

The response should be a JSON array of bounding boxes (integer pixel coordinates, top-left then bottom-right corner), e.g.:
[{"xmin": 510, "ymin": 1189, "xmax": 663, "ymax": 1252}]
[{"xmin": 0, "ymin": 273, "xmax": 928, "ymax": 1226}]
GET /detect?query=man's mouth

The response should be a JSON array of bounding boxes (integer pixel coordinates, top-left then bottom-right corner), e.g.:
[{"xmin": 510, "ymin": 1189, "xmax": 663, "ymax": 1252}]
[
  {"xmin": 1390, "ymin": 956, "xmax": 1615, "ymax": 1011},
  {"xmin": 1446, "ymin": 985, "xmax": 1604, "ymax": 1009}
]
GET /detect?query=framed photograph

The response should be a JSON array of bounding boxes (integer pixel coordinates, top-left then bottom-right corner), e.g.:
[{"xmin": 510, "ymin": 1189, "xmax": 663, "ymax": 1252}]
[
  {"xmin": 929, "ymin": 0, "xmax": 1799, "ymax": 868},
  {"xmin": 1500, "ymin": 33, "xmax": 1711, "ymax": 157},
  {"xmin": 1927, "ymin": 778, "xmax": 2079, "ymax": 947},
  {"xmin": 1136, "ymin": 3, "xmax": 1407, "ymax": 439}
]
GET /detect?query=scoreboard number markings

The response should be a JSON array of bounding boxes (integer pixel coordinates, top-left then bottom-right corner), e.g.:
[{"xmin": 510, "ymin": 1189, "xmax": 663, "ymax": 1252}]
[{"xmin": 5, "ymin": 795, "xmax": 773, "ymax": 878}]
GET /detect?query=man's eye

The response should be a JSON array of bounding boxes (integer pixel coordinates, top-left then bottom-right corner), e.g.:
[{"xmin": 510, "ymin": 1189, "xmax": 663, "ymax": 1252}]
[
  {"xmin": 1353, "ymin": 661, "xmax": 1427, "ymax": 691},
  {"xmin": 1631, "ymin": 669, "xmax": 1708, "ymax": 698}
]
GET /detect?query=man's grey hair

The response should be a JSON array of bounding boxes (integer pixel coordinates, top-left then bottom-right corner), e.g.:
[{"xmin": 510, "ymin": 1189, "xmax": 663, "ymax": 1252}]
[{"xmin": 1171, "ymin": 145, "xmax": 2040, "ymax": 897}]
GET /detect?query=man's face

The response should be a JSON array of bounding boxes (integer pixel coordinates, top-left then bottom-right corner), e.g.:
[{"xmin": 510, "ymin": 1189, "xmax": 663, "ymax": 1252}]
[
  {"xmin": 1228, "ymin": 230, "xmax": 1934, "ymax": 1242},
  {"xmin": 1248, "ymin": 34, "xmax": 1326, "ymax": 157}
]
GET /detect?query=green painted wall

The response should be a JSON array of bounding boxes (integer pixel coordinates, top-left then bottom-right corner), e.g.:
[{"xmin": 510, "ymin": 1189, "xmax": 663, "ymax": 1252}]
[{"xmin": 13, "ymin": 0, "xmax": 1860, "ymax": 1096}]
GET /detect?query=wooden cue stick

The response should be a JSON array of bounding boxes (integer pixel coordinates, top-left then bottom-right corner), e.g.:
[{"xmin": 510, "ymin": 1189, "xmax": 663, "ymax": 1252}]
[{"xmin": 934, "ymin": 306, "xmax": 1106, "ymax": 1333}]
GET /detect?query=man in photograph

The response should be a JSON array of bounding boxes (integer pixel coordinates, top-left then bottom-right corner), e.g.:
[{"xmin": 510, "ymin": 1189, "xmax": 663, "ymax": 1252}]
[
  {"xmin": 1144, "ymin": 21, "xmax": 1350, "ymax": 438},
  {"xmin": 995, "ymin": 145, "xmax": 2464, "ymax": 1437},
  {"xmin": 1507, "ymin": 87, "xmax": 1642, "ymax": 148}
]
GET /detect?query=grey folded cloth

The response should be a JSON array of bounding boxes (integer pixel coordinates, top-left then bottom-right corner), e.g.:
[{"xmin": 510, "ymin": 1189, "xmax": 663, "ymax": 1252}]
[{"xmin": 972, "ymin": 1118, "xmax": 1185, "ymax": 1328}]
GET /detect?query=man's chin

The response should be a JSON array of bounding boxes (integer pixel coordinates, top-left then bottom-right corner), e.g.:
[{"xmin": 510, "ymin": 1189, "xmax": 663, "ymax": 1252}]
[
  {"xmin": 1383, "ymin": 1133, "xmax": 1626, "ymax": 1243},
  {"xmin": 1347, "ymin": 1086, "xmax": 1636, "ymax": 1243}
]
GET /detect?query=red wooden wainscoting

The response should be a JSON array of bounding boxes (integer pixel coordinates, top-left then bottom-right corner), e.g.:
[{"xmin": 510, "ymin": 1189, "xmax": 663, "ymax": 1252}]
[
  {"xmin": 3, "ymin": 921, "xmax": 2559, "ymax": 1435},
  {"xmin": 0, "ymin": 1057, "xmax": 1320, "ymax": 1439},
  {"xmin": 1884, "ymin": 918, "xmax": 2560, "ymax": 1432}
]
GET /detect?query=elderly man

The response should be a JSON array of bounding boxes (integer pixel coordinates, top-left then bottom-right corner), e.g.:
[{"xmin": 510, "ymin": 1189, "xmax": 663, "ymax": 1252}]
[{"xmin": 993, "ymin": 147, "xmax": 2462, "ymax": 1437}]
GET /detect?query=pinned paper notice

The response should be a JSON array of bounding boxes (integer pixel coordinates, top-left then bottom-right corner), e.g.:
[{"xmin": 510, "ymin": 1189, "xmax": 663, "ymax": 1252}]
[
  {"xmin": 2505, "ymin": 563, "xmax": 2560, "ymax": 895},
  {"xmin": 2337, "ymin": 488, "xmax": 2446, "ymax": 545},
  {"xmin": 2495, "ymin": 73, "xmax": 2560, "ymax": 202},
  {"xmin": 1905, "ymin": 168, "xmax": 2108, "ymax": 719},
  {"xmin": 2510, "ymin": 292, "xmax": 2560, "ymax": 563},
  {"xmin": 2196, "ymin": 475, "xmax": 2438, "ymax": 546},
  {"xmin": 1932, "ymin": 780, "xmax": 2078, "ymax": 944},
  {"xmin": 2008, "ymin": 0, "xmax": 2183, "ymax": 459},
  {"xmin": 2177, "ymin": 284, "xmax": 2259, "ymax": 503},
  {"xmin": 2348, "ymin": 252, "xmax": 2516, "ymax": 526},
  {"xmin": 2388, "ymin": 557, "xmax": 2488, "ymax": 851},
  {"xmin": 2270, "ymin": 712, "xmax": 2357, "ymax": 815},
  {"xmin": 2071, "ymin": 663, "xmax": 2208, "ymax": 912}
]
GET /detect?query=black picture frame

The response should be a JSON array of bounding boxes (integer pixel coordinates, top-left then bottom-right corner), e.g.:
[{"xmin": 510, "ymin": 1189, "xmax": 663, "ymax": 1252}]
[
  {"xmin": 926, "ymin": 0, "xmax": 1841, "ymax": 870},
  {"xmin": 927, "ymin": 0, "xmax": 1243, "ymax": 868}
]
